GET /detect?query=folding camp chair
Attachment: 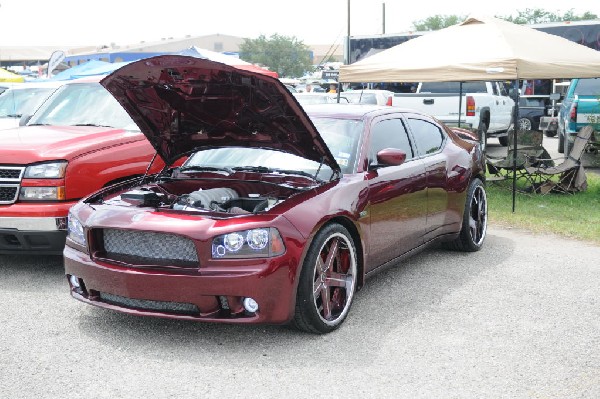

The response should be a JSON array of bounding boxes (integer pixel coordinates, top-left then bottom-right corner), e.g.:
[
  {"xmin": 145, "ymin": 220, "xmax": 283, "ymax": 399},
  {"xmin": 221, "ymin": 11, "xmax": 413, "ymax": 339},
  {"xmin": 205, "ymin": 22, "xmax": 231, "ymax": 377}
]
[
  {"xmin": 522, "ymin": 125, "xmax": 595, "ymax": 194},
  {"xmin": 486, "ymin": 129, "xmax": 552, "ymax": 182}
]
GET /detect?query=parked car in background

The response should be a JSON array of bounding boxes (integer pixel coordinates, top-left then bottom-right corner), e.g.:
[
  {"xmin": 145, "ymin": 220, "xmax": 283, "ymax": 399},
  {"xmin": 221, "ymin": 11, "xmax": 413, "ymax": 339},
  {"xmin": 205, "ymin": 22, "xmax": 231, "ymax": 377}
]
[
  {"xmin": 557, "ymin": 77, "xmax": 600, "ymax": 153},
  {"xmin": 293, "ymin": 92, "xmax": 348, "ymax": 106},
  {"xmin": 0, "ymin": 81, "xmax": 64, "ymax": 130},
  {"xmin": 516, "ymin": 96, "xmax": 554, "ymax": 132},
  {"xmin": 340, "ymin": 89, "xmax": 394, "ymax": 106},
  {"xmin": 64, "ymin": 56, "xmax": 487, "ymax": 334},
  {"xmin": 0, "ymin": 77, "xmax": 165, "ymax": 255}
]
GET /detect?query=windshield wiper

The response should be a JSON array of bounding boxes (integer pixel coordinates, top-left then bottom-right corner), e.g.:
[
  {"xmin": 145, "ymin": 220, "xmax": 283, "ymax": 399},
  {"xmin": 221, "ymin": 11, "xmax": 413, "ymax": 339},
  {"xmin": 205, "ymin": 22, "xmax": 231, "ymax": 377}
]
[
  {"xmin": 272, "ymin": 168, "xmax": 323, "ymax": 181},
  {"xmin": 72, "ymin": 123, "xmax": 114, "ymax": 128},
  {"xmin": 4, "ymin": 114, "xmax": 21, "ymax": 118},
  {"xmin": 232, "ymin": 166, "xmax": 271, "ymax": 173},
  {"xmin": 179, "ymin": 165, "xmax": 233, "ymax": 174},
  {"xmin": 233, "ymin": 166, "xmax": 322, "ymax": 182}
]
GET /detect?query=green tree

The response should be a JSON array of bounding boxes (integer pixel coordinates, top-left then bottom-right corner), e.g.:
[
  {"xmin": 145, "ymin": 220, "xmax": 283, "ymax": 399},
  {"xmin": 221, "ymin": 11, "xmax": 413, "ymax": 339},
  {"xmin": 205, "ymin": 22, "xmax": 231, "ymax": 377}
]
[
  {"xmin": 499, "ymin": 8, "xmax": 598, "ymax": 24},
  {"xmin": 412, "ymin": 15, "xmax": 467, "ymax": 31},
  {"xmin": 239, "ymin": 34, "xmax": 313, "ymax": 78}
]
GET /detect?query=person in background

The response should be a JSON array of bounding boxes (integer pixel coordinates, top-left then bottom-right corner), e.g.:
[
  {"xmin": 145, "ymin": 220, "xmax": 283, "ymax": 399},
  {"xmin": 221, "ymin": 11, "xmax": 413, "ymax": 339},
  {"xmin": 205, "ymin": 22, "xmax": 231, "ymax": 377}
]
[
  {"xmin": 328, "ymin": 84, "xmax": 337, "ymax": 94},
  {"xmin": 305, "ymin": 84, "xmax": 312, "ymax": 93}
]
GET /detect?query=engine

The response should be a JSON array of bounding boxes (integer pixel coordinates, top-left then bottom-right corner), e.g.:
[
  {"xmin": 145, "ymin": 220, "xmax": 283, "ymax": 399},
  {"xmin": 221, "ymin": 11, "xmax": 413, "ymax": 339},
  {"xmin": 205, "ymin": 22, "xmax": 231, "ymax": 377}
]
[{"xmin": 117, "ymin": 186, "xmax": 281, "ymax": 215}]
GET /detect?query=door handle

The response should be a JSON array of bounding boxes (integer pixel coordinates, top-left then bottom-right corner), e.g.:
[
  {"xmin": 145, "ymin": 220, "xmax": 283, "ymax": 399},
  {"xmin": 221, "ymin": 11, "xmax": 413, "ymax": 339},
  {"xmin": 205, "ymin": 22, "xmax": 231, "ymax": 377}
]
[{"xmin": 423, "ymin": 99, "xmax": 434, "ymax": 105}]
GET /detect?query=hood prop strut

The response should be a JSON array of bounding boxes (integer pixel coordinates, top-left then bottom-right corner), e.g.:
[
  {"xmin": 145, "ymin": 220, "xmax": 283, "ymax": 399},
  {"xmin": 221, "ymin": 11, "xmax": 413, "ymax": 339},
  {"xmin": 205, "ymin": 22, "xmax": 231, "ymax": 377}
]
[{"xmin": 142, "ymin": 152, "xmax": 159, "ymax": 183}]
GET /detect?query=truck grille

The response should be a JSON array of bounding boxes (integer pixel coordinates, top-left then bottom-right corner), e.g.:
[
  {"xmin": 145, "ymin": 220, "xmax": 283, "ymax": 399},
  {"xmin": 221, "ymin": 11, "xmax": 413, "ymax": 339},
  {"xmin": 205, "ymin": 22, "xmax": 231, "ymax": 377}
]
[
  {"xmin": 100, "ymin": 228, "xmax": 199, "ymax": 267},
  {"xmin": 0, "ymin": 185, "xmax": 19, "ymax": 204},
  {"xmin": 0, "ymin": 166, "xmax": 25, "ymax": 204}
]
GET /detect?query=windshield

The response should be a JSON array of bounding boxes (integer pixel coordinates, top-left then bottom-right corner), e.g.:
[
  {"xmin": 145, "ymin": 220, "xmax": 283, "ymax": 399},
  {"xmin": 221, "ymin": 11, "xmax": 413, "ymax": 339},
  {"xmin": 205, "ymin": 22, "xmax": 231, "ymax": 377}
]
[
  {"xmin": 28, "ymin": 83, "xmax": 139, "ymax": 130},
  {"xmin": 0, "ymin": 87, "xmax": 56, "ymax": 118},
  {"xmin": 184, "ymin": 116, "xmax": 364, "ymax": 178}
]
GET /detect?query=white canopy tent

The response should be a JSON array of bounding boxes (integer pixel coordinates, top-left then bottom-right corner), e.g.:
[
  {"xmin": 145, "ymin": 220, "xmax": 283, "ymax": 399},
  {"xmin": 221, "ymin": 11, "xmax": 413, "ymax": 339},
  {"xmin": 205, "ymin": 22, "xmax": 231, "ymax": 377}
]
[
  {"xmin": 339, "ymin": 16, "xmax": 600, "ymax": 83},
  {"xmin": 339, "ymin": 16, "xmax": 600, "ymax": 211}
]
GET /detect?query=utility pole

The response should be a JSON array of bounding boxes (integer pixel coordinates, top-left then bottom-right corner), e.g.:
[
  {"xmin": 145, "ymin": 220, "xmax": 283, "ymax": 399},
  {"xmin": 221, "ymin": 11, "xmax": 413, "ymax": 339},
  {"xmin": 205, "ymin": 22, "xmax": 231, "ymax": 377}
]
[
  {"xmin": 382, "ymin": 3, "xmax": 386, "ymax": 34},
  {"xmin": 345, "ymin": 0, "xmax": 351, "ymax": 64}
]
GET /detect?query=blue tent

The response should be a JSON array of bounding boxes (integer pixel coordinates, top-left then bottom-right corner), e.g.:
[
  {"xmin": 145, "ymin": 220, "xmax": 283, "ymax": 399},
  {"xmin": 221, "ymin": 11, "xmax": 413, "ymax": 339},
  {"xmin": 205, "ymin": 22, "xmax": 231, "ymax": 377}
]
[
  {"xmin": 50, "ymin": 60, "xmax": 110, "ymax": 80},
  {"xmin": 69, "ymin": 61, "xmax": 131, "ymax": 79}
]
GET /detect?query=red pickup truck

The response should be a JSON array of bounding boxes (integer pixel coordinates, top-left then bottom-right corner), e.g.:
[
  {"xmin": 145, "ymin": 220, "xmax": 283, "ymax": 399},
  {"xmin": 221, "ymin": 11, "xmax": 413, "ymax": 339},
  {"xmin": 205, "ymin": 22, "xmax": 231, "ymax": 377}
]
[{"xmin": 0, "ymin": 77, "xmax": 163, "ymax": 255}]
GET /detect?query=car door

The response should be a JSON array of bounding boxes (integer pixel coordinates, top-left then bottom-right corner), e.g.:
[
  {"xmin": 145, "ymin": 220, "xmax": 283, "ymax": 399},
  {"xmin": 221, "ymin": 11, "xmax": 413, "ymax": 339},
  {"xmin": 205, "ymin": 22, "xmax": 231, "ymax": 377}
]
[
  {"xmin": 365, "ymin": 115, "xmax": 427, "ymax": 268},
  {"xmin": 406, "ymin": 116, "xmax": 451, "ymax": 242}
]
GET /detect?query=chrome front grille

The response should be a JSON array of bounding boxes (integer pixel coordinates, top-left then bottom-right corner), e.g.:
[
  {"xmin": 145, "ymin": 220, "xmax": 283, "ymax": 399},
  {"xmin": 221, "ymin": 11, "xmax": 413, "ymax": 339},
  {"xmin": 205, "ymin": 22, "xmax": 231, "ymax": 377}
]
[
  {"xmin": 0, "ymin": 166, "xmax": 24, "ymax": 204},
  {"xmin": 101, "ymin": 228, "xmax": 199, "ymax": 267}
]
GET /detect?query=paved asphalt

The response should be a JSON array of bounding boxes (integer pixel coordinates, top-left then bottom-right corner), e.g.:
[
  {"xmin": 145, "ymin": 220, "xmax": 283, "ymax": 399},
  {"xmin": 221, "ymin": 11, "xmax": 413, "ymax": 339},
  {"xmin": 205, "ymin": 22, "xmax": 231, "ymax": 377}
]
[{"xmin": 1, "ymin": 226, "xmax": 599, "ymax": 398}]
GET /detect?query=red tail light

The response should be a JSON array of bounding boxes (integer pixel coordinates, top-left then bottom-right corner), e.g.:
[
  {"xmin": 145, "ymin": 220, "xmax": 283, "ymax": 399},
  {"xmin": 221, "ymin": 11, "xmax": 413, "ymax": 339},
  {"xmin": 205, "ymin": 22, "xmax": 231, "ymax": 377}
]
[
  {"xmin": 466, "ymin": 96, "xmax": 475, "ymax": 116},
  {"xmin": 386, "ymin": 96, "xmax": 393, "ymax": 106},
  {"xmin": 569, "ymin": 102, "xmax": 578, "ymax": 122}
]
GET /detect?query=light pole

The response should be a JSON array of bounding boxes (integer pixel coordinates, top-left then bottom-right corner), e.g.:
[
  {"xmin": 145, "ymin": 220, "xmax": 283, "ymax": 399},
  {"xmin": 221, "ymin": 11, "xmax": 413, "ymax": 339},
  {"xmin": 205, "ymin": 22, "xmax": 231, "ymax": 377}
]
[{"xmin": 345, "ymin": 0, "xmax": 350, "ymax": 65}]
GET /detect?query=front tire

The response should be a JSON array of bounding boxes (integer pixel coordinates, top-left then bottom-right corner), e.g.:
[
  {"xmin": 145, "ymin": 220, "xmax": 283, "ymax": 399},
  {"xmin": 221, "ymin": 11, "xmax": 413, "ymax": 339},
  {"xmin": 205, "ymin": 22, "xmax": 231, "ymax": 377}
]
[
  {"xmin": 292, "ymin": 224, "xmax": 358, "ymax": 334},
  {"xmin": 498, "ymin": 136, "xmax": 509, "ymax": 146},
  {"xmin": 443, "ymin": 178, "xmax": 487, "ymax": 252},
  {"xmin": 517, "ymin": 117, "xmax": 532, "ymax": 131}
]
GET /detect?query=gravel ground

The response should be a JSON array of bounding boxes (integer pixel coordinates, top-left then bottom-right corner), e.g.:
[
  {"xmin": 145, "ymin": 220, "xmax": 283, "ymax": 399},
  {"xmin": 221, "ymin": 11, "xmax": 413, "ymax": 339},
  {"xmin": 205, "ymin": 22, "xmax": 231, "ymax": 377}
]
[{"xmin": 0, "ymin": 226, "xmax": 598, "ymax": 398}]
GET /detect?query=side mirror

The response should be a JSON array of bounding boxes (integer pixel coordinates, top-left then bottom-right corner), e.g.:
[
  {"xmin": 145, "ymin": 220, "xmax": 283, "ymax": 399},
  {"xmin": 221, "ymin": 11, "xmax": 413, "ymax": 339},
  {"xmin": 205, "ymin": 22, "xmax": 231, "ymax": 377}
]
[
  {"xmin": 549, "ymin": 92, "xmax": 561, "ymax": 101},
  {"xmin": 375, "ymin": 148, "xmax": 407, "ymax": 167},
  {"xmin": 19, "ymin": 114, "xmax": 32, "ymax": 126}
]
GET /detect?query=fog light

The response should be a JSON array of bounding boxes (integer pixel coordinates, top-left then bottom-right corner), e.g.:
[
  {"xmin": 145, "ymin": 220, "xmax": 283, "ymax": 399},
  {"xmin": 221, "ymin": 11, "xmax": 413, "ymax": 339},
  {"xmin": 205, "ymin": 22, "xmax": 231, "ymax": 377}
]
[
  {"xmin": 242, "ymin": 297, "xmax": 259, "ymax": 313},
  {"xmin": 69, "ymin": 275, "xmax": 80, "ymax": 288}
]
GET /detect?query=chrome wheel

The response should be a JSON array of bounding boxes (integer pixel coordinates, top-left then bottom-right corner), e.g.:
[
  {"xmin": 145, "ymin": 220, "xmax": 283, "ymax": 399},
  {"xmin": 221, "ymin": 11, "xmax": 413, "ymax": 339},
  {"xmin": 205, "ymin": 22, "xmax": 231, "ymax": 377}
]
[
  {"xmin": 517, "ymin": 117, "xmax": 532, "ymax": 131},
  {"xmin": 468, "ymin": 185, "xmax": 488, "ymax": 246},
  {"xmin": 312, "ymin": 232, "xmax": 357, "ymax": 326},
  {"xmin": 293, "ymin": 224, "xmax": 358, "ymax": 333}
]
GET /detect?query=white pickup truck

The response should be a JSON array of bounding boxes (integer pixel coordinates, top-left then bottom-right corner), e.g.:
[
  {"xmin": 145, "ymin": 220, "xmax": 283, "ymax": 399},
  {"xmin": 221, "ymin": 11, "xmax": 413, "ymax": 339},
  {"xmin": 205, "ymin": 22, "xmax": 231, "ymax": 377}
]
[{"xmin": 392, "ymin": 81, "xmax": 515, "ymax": 146}]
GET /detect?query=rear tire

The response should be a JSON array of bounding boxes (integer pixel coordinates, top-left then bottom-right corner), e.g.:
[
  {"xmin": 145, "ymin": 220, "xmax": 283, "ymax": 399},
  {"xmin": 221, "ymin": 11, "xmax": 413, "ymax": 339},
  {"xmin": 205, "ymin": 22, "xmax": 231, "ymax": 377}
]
[
  {"xmin": 498, "ymin": 136, "xmax": 509, "ymax": 146},
  {"xmin": 558, "ymin": 129, "xmax": 565, "ymax": 153},
  {"xmin": 292, "ymin": 224, "xmax": 358, "ymax": 334},
  {"xmin": 477, "ymin": 120, "xmax": 488, "ymax": 153},
  {"xmin": 545, "ymin": 130, "xmax": 557, "ymax": 138},
  {"xmin": 443, "ymin": 178, "xmax": 487, "ymax": 252}
]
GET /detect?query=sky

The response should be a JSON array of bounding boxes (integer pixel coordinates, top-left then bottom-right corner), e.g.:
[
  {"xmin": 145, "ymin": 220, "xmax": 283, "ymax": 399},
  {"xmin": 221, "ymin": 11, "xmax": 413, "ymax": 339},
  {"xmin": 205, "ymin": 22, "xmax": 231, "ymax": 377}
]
[{"xmin": 1, "ymin": 0, "xmax": 599, "ymax": 48}]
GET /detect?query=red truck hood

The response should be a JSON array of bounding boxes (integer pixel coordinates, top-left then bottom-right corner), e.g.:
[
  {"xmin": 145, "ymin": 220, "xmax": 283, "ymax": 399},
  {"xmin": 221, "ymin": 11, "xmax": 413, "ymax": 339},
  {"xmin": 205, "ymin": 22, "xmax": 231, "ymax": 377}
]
[
  {"xmin": 100, "ymin": 55, "xmax": 340, "ymax": 172},
  {"xmin": 1, "ymin": 125, "xmax": 145, "ymax": 163}
]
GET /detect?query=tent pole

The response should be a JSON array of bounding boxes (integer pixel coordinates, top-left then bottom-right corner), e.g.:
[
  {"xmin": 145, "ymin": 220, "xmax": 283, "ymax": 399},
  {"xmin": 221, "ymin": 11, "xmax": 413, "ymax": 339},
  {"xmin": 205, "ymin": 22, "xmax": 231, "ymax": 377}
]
[
  {"xmin": 512, "ymin": 79, "xmax": 520, "ymax": 213},
  {"xmin": 458, "ymin": 82, "xmax": 463, "ymax": 128}
]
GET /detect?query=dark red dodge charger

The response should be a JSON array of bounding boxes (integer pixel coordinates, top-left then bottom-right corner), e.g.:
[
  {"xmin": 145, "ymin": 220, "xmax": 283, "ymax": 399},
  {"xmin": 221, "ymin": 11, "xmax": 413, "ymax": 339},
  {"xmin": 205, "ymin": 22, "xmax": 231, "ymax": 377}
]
[{"xmin": 64, "ymin": 55, "xmax": 487, "ymax": 334}]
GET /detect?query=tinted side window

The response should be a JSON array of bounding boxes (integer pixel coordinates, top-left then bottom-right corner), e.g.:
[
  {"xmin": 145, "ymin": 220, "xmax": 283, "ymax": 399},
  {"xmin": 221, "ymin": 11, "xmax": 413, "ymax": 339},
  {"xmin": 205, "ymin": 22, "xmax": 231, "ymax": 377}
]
[
  {"xmin": 408, "ymin": 119, "xmax": 445, "ymax": 156},
  {"xmin": 574, "ymin": 78, "xmax": 600, "ymax": 95},
  {"xmin": 369, "ymin": 118, "xmax": 414, "ymax": 163},
  {"xmin": 420, "ymin": 81, "xmax": 487, "ymax": 93}
]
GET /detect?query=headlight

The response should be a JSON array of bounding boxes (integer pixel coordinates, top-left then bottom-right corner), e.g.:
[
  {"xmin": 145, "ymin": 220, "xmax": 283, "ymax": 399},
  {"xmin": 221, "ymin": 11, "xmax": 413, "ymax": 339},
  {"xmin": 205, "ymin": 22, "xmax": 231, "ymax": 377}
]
[
  {"xmin": 67, "ymin": 211, "xmax": 86, "ymax": 247},
  {"xmin": 19, "ymin": 186, "xmax": 65, "ymax": 200},
  {"xmin": 212, "ymin": 228, "xmax": 285, "ymax": 259},
  {"xmin": 24, "ymin": 161, "xmax": 67, "ymax": 179}
]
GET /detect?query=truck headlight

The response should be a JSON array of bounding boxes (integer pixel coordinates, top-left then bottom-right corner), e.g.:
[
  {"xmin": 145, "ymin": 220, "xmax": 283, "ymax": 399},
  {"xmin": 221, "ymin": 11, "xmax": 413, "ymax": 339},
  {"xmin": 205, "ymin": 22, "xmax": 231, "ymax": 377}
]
[
  {"xmin": 212, "ymin": 228, "xmax": 285, "ymax": 259},
  {"xmin": 67, "ymin": 211, "xmax": 86, "ymax": 247},
  {"xmin": 19, "ymin": 186, "xmax": 66, "ymax": 200},
  {"xmin": 24, "ymin": 161, "xmax": 67, "ymax": 179}
]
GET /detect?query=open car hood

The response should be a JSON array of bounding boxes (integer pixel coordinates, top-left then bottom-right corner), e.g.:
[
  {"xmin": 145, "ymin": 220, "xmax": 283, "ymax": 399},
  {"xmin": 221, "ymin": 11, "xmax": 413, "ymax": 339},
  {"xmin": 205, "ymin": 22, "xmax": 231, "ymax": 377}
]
[{"xmin": 100, "ymin": 55, "xmax": 340, "ymax": 173}]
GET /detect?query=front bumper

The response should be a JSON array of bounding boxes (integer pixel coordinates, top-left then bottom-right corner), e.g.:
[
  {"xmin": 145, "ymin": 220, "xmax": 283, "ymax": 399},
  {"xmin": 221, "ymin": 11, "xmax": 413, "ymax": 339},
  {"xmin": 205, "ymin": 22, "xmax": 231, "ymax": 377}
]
[
  {"xmin": 0, "ymin": 201, "xmax": 76, "ymax": 254},
  {"xmin": 0, "ymin": 216, "xmax": 68, "ymax": 254},
  {"xmin": 64, "ymin": 245, "xmax": 299, "ymax": 324}
]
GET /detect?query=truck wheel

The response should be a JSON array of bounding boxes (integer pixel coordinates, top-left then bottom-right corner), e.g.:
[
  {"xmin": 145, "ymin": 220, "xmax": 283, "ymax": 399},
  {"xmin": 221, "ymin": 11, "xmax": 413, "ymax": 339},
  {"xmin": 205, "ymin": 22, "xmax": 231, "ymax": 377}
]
[
  {"xmin": 558, "ymin": 130, "xmax": 565, "ymax": 153},
  {"xmin": 477, "ymin": 122, "xmax": 488, "ymax": 152},
  {"xmin": 498, "ymin": 136, "xmax": 509, "ymax": 146},
  {"xmin": 545, "ymin": 130, "xmax": 557, "ymax": 138}
]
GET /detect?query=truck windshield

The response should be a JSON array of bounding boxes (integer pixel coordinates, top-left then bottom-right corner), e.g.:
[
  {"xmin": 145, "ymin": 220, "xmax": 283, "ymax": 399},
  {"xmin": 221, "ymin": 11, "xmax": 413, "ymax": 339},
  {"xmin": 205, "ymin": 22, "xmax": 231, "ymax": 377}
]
[
  {"xmin": 0, "ymin": 87, "xmax": 56, "ymax": 118},
  {"xmin": 574, "ymin": 78, "xmax": 600, "ymax": 95},
  {"xmin": 419, "ymin": 82, "xmax": 488, "ymax": 94},
  {"xmin": 28, "ymin": 82, "xmax": 139, "ymax": 130}
]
